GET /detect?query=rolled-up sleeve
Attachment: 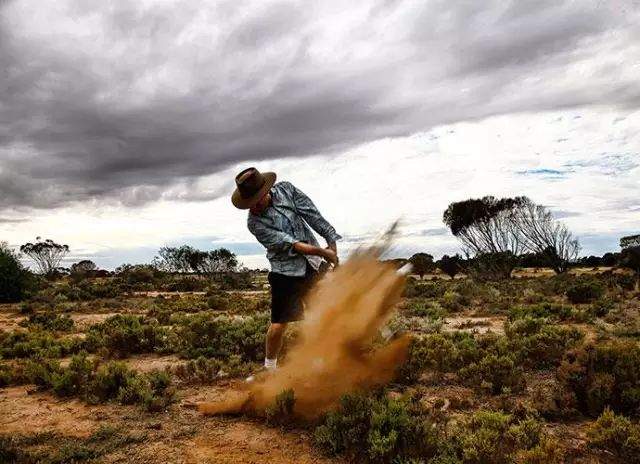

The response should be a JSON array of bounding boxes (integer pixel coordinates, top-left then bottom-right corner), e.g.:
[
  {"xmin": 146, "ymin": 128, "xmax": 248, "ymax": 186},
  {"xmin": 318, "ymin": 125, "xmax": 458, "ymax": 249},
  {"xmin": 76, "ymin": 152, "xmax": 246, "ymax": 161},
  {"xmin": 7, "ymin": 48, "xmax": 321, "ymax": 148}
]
[
  {"xmin": 289, "ymin": 183, "xmax": 342, "ymax": 243},
  {"xmin": 248, "ymin": 220, "xmax": 297, "ymax": 254}
]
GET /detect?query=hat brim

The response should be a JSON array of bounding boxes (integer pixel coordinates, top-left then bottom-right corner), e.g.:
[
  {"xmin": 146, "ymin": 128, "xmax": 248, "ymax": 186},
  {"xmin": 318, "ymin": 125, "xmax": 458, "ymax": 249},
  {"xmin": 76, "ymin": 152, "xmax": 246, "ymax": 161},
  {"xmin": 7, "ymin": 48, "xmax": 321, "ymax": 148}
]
[{"xmin": 231, "ymin": 172, "xmax": 277, "ymax": 209}]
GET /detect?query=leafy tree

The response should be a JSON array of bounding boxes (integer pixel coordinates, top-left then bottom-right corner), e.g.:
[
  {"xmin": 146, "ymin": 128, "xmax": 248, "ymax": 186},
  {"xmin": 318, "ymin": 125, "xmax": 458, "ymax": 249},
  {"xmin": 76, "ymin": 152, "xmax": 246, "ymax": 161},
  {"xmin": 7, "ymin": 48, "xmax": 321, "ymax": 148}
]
[
  {"xmin": 437, "ymin": 254, "xmax": 464, "ymax": 279},
  {"xmin": 70, "ymin": 260, "xmax": 97, "ymax": 274},
  {"xmin": 620, "ymin": 235, "xmax": 640, "ymax": 291},
  {"xmin": 19, "ymin": 237, "xmax": 69, "ymax": 276},
  {"xmin": 578, "ymin": 255, "xmax": 603, "ymax": 268},
  {"xmin": 189, "ymin": 248, "xmax": 238, "ymax": 280},
  {"xmin": 153, "ymin": 245, "xmax": 197, "ymax": 273},
  {"xmin": 0, "ymin": 242, "xmax": 31, "ymax": 302},
  {"xmin": 620, "ymin": 234, "xmax": 640, "ymax": 249},
  {"xmin": 408, "ymin": 253, "xmax": 434, "ymax": 279}
]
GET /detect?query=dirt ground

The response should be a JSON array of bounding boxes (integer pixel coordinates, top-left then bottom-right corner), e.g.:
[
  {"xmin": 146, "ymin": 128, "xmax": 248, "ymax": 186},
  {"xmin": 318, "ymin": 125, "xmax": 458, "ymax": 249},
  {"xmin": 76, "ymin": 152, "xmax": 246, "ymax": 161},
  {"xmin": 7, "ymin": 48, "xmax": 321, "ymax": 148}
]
[{"xmin": 0, "ymin": 376, "xmax": 343, "ymax": 464}]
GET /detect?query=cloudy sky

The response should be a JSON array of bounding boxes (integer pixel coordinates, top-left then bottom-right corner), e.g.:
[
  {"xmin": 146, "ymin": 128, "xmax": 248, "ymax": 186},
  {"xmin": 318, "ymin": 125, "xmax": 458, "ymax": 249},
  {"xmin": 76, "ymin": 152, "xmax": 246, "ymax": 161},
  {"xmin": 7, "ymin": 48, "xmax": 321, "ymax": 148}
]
[{"xmin": 1, "ymin": 0, "xmax": 639, "ymax": 269}]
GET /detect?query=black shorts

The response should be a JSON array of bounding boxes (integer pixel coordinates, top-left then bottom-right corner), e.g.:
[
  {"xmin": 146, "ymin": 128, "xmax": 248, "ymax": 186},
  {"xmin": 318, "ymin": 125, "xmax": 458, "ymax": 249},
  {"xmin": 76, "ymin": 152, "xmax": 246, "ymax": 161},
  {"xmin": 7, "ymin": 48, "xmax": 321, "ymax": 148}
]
[{"xmin": 268, "ymin": 264, "xmax": 318, "ymax": 323}]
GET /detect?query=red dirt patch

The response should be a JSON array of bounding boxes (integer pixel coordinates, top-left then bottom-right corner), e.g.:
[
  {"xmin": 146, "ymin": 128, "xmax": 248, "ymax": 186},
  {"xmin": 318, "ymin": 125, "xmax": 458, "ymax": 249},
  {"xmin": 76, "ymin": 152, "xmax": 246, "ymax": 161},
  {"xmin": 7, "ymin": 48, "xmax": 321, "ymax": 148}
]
[{"xmin": 0, "ymin": 386, "xmax": 106, "ymax": 437}]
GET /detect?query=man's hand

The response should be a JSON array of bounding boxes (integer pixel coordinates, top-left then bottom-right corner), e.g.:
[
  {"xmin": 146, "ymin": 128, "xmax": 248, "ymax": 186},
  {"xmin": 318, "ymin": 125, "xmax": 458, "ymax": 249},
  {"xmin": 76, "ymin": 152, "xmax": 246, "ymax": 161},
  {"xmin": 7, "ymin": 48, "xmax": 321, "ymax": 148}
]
[
  {"xmin": 321, "ymin": 247, "xmax": 339, "ymax": 267},
  {"xmin": 293, "ymin": 242, "xmax": 338, "ymax": 266},
  {"xmin": 326, "ymin": 242, "xmax": 338, "ymax": 266}
]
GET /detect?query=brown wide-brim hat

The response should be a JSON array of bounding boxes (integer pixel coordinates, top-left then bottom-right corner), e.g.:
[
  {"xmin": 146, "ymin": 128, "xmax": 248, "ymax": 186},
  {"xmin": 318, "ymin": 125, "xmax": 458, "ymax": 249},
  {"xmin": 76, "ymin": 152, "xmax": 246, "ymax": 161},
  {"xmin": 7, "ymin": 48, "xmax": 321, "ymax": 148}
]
[{"xmin": 231, "ymin": 167, "xmax": 277, "ymax": 209}]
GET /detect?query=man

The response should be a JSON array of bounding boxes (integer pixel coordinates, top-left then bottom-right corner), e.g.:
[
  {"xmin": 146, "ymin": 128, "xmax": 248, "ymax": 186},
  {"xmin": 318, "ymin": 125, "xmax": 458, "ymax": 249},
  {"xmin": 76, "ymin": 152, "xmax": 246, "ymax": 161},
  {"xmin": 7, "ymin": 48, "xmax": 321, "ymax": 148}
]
[{"xmin": 231, "ymin": 167, "xmax": 341, "ymax": 376}]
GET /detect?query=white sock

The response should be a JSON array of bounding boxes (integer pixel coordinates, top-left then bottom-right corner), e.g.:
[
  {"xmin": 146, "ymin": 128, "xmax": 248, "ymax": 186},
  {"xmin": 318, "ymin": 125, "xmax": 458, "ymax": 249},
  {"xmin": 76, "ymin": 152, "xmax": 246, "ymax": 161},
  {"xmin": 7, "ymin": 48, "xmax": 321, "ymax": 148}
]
[{"xmin": 264, "ymin": 358, "xmax": 277, "ymax": 370}]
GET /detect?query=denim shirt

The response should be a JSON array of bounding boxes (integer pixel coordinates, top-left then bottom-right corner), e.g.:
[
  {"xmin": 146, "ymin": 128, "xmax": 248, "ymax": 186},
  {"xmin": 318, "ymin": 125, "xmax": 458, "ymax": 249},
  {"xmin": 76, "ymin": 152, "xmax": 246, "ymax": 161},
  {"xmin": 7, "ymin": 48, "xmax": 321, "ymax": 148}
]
[{"xmin": 247, "ymin": 181, "xmax": 342, "ymax": 276}]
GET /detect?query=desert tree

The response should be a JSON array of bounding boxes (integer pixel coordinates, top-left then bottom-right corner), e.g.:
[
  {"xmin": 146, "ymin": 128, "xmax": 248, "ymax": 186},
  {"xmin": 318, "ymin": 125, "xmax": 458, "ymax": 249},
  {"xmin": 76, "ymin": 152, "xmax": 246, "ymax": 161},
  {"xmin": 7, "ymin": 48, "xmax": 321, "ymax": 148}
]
[
  {"xmin": 443, "ymin": 196, "xmax": 527, "ymax": 279},
  {"xmin": 20, "ymin": 237, "xmax": 69, "ymax": 276},
  {"xmin": 513, "ymin": 199, "xmax": 580, "ymax": 273},
  {"xmin": 621, "ymin": 234, "xmax": 640, "ymax": 249},
  {"xmin": 0, "ymin": 242, "xmax": 31, "ymax": 302},
  {"xmin": 70, "ymin": 259, "xmax": 97, "ymax": 274},
  {"xmin": 153, "ymin": 245, "xmax": 197, "ymax": 273},
  {"xmin": 409, "ymin": 253, "xmax": 435, "ymax": 279},
  {"xmin": 188, "ymin": 248, "xmax": 238, "ymax": 281},
  {"xmin": 437, "ymin": 254, "xmax": 464, "ymax": 279},
  {"xmin": 620, "ymin": 234, "xmax": 640, "ymax": 291}
]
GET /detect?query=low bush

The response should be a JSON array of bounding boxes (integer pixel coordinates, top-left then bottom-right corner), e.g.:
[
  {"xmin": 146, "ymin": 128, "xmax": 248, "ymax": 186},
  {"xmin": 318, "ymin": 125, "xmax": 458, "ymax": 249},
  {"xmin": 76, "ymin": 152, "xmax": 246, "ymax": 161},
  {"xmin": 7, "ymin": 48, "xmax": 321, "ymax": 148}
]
[
  {"xmin": 557, "ymin": 340, "xmax": 640, "ymax": 417},
  {"xmin": 0, "ymin": 329, "xmax": 83, "ymax": 359},
  {"xmin": 566, "ymin": 280, "xmax": 605, "ymax": 304},
  {"xmin": 440, "ymin": 291, "xmax": 468, "ymax": 311},
  {"xmin": 265, "ymin": 389, "xmax": 296, "ymax": 427},
  {"xmin": 176, "ymin": 312, "xmax": 268, "ymax": 361},
  {"xmin": 25, "ymin": 354, "xmax": 175, "ymax": 411},
  {"xmin": 19, "ymin": 312, "xmax": 74, "ymax": 332},
  {"xmin": 400, "ymin": 318, "xmax": 582, "ymax": 388},
  {"xmin": 509, "ymin": 303, "xmax": 573, "ymax": 321},
  {"xmin": 85, "ymin": 314, "xmax": 170, "ymax": 357},
  {"xmin": 206, "ymin": 293, "xmax": 230, "ymax": 311},
  {"xmin": 314, "ymin": 391, "xmax": 439, "ymax": 463},
  {"xmin": 314, "ymin": 392, "xmax": 559, "ymax": 464},
  {"xmin": 404, "ymin": 280, "xmax": 446, "ymax": 299},
  {"xmin": 586, "ymin": 408, "xmax": 640, "ymax": 462},
  {"xmin": 448, "ymin": 410, "xmax": 560, "ymax": 464},
  {"xmin": 171, "ymin": 355, "xmax": 252, "ymax": 384},
  {"xmin": 217, "ymin": 271, "xmax": 255, "ymax": 290},
  {"xmin": 164, "ymin": 276, "xmax": 208, "ymax": 292}
]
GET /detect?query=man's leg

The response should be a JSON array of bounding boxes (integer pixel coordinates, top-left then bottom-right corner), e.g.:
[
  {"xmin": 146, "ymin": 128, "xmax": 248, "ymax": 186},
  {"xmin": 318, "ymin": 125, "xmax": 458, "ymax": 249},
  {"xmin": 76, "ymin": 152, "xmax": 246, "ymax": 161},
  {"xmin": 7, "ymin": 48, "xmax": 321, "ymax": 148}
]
[{"xmin": 265, "ymin": 322, "xmax": 287, "ymax": 368}]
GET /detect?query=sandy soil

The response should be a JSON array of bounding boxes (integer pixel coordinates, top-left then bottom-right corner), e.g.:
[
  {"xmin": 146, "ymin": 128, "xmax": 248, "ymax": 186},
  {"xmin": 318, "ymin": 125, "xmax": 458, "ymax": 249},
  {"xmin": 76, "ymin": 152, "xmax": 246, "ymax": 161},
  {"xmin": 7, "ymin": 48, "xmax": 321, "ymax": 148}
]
[
  {"xmin": 0, "ymin": 386, "xmax": 108, "ymax": 437},
  {"xmin": 0, "ymin": 382, "xmax": 343, "ymax": 464},
  {"xmin": 0, "ymin": 310, "xmax": 26, "ymax": 332},
  {"xmin": 442, "ymin": 316, "xmax": 505, "ymax": 334},
  {"xmin": 71, "ymin": 312, "xmax": 122, "ymax": 330}
]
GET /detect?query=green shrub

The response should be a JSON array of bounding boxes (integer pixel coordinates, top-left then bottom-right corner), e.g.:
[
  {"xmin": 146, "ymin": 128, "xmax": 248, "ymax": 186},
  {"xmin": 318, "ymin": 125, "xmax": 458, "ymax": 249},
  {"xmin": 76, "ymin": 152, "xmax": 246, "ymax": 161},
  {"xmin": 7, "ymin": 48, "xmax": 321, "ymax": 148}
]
[
  {"xmin": 0, "ymin": 243, "xmax": 34, "ymax": 303},
  {"xmin": 20, "ymin": 312, "xmax": 74, "ymax": 332},
  {"xmin": 557, "ymin": 340, "xmax": 640, "ymax": 417},
  {"xmin": 404, "ymin": 300, "xmax": 447, "ymax": 319},
  {"xmin": 459, "ymin": 354, "xmax": 523, "ymax": 394},
  {"xmin": 314, "ymin": 391, "xmax": 439, "ymax": 463},
  {"xmin": 164, "ymin": 276, "xmax": 208, "ymax": 292},
  {"xmin": 85, "ymin": 314, "xmax": 170, "ymax": 357},
  {"xmin": 404, "ymin": 281, "xmax": 446, "ymax": 299},
  {"xmin": 440, "ymin": 291, "xmax": 467, "ymax": 311},
  {"xmin": 89, "ymin": 362, "xmax": 173, "ymax": 411},
  {"xmin": 51, "ymin": 353, "xmax": 94, "ymax": 396},
  {"xmin": 176, "ymin": 312, "xmax": 268, "ymax": 361},
  {"xmin": 401, "ymin": 318, "xmax": 582, "ymax": 388},
  {"xmin": 172, "ymin": 355, "xmax": 252, "ymax": 383},
  {"xmin": 586, "ymin": 408, "xmax": 640, "ymax": 462},
  {"xmin": 451, "ymin": 411, "xmax": 546, "ymax": 464},
  {"xmin": 589, "ymin": 297, "xmax": 615, "ymax": 318},
  {"xmin": 566, "ymin": 280, "xmax": 605, "ymax": 304},
  {"xmin": 265, "ymin": 389, "xmax": 296, "ymax": 426},
  {"xmin": 0, "ymin": 329, "xmax": 83, "ymax": 359},
  {"xmin": 509, "ymin": 303, "xmax": 573, "ymax": 321},
  {"xmin": 206, "ymin": 293, "xmax": 230, "ymax": 311}
]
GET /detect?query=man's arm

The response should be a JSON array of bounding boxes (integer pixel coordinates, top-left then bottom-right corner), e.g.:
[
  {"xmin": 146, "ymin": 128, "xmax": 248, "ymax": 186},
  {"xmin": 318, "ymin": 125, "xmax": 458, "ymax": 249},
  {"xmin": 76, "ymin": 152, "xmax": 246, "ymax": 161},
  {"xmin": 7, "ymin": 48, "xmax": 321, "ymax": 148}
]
[
  {"xmin": 293, "ymin": 242, "xmax": 338, "ymax": 266},
  {"xmin": 288, "ymin": 183, "xmax": 342, "ymax": 246},
  {"xmin": 248, "ymin": 220, "xmax": 337, "ymax": 265},
  {"xmin": 248, "ymin": 220, "xmax": 296, "ymax": 254}
]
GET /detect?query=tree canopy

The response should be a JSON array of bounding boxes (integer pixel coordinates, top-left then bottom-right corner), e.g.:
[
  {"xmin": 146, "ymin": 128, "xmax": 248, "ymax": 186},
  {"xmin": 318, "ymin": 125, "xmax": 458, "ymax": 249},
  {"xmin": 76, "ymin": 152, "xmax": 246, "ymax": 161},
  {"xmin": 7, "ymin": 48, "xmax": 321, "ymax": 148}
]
[{"xmin": 20, "ymin": 237, "xmax": 69, "ymax": 276}]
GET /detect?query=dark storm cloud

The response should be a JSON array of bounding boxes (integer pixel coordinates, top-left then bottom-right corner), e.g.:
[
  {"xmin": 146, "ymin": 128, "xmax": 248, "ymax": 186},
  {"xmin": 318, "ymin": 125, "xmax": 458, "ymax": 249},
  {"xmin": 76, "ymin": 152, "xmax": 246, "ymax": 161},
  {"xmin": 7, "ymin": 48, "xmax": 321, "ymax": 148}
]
[{"xmin": 1, "ymin": 0, "xmax": 638, "ymax": 211}]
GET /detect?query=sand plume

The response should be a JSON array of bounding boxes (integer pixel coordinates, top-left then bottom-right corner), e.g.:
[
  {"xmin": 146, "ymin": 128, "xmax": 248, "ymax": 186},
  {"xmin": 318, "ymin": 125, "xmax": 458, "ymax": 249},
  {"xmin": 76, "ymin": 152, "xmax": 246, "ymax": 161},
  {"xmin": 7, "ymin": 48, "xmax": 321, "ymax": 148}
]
[{"xmin": 198, "ymin": 248, "xmax": 410, "ymax": 419}]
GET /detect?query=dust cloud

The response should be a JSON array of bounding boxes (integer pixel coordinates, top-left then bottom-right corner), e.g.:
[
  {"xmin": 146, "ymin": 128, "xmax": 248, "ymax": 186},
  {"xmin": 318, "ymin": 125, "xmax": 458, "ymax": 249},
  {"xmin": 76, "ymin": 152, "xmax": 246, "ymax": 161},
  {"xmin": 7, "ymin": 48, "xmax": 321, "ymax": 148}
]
[{"xmin": 198, "ymin": 248, "xmax": 411, "ymax": 419}]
